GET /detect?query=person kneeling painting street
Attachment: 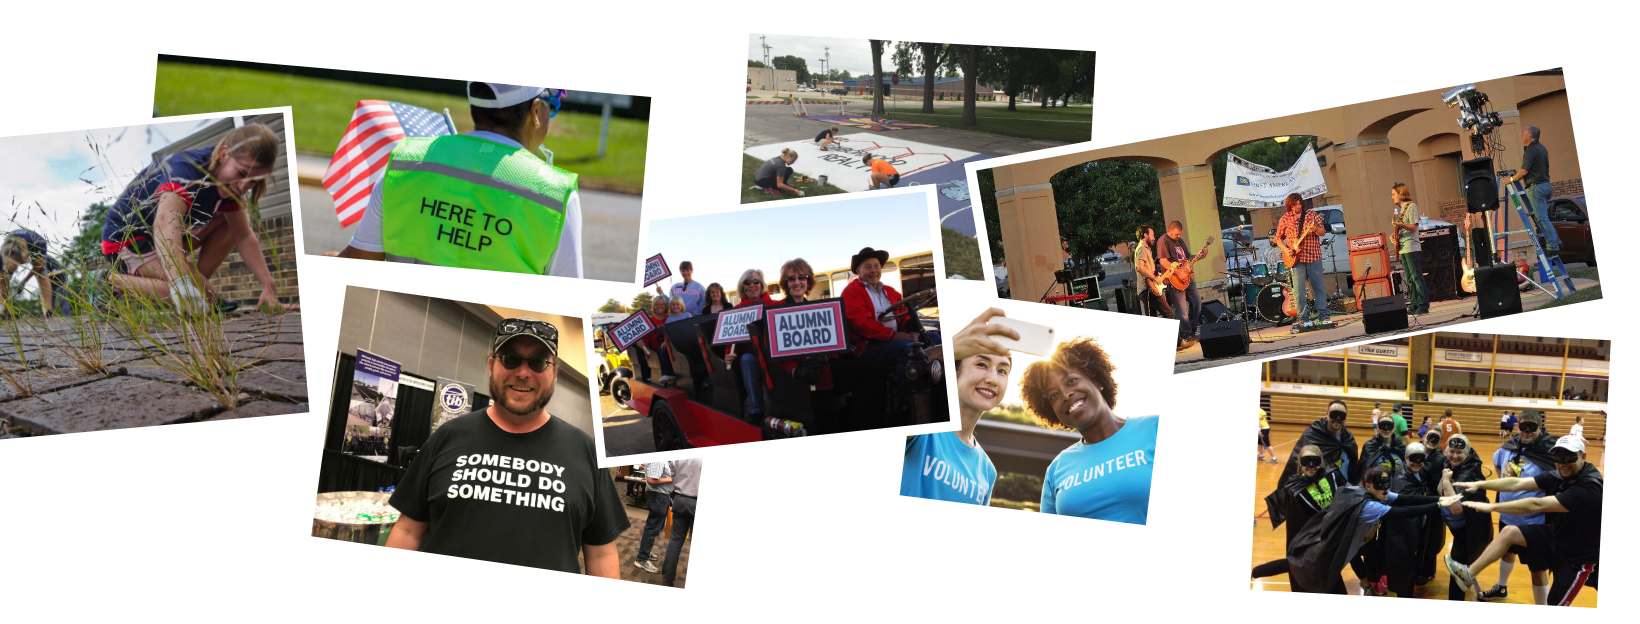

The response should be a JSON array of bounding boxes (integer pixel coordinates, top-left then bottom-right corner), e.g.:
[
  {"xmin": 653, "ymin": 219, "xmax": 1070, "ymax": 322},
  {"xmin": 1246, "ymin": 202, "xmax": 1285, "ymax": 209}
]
[
  {"xmin": 338, "ymin": 82, "xmax": 583, "ymax": 278},
  {"xmin": 387, "ymin": 317, "xmax": 630, "ymax": 576},
  {"xmin": 100, "ymin": 123, "xmax": 287, "ymax": 311},
  {"xmin": 862, "ymin": 153, "xmax": 899, "ymax": 190},
  {"xmin": 1020, "ymin": 336, "xmax": 1159, "ymax": 524}
]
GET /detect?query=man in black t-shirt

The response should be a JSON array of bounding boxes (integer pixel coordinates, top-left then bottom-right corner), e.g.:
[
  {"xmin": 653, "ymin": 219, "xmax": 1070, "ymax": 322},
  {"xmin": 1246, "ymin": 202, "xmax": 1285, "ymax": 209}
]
[
  {"xmin": 387, "ymin": 317, "xmax": 631, "ymax": 576},
  {"xmin": 1446, "ymin": 435, "xmax": 1601, "ymax": 605},
  {"xmin": 1502, "ymin": 125, "xmax": 1561, "ymax": 253}
]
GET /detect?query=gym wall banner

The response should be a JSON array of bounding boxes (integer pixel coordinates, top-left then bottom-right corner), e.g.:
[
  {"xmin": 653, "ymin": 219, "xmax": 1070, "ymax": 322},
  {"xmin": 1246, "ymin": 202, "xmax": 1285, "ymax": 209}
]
[
  {"xmin": 434, "ymin": 377, "xmax": 476, "ymax": 431},
  {"xmin": 1222, "ymin": 143, "xmax": 1328, "ymax": 209},
  {"xmin": 350, "ymin": 349, "xmax": 402, "ymax": 437}
]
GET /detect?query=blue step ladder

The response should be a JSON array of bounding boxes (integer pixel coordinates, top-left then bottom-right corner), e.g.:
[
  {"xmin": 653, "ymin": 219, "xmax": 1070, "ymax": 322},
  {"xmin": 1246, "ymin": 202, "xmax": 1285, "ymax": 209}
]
[{"xmin": 1495, "ymin": 179, "xmax": 1576, "ymax": 299}]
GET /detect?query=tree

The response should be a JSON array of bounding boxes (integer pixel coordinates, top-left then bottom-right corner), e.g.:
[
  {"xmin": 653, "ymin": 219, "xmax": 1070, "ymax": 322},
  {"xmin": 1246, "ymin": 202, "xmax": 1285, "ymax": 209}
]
[
  {"xmin": 771, "ymin": 55, "xmax": 811, "ymax": 85},
  {"xmin": 66, "ymin": 202, "xmax": 109, "ymax": 267},
  {"xmin": 977, "ymin": 168, "xmax": 1002, "ymax": 264},
  {"xmin": 892, "ymin": 42, "xmax": 951, "ymax": 114},
  {"xmin": 1052, "ymin": 160, "xmax": 1163, "ymax": 260},
  {"xmin": 748, "ymin": 60, "xmax": 766, "ymax": 68},
  {"xmin": 1210, "ymin": 136, "xmax": 1318, "ymax": 227},
  {"xmin": 630, "ymin": 292, "xmax": 654, "ymax": 314},
  {"xmin": 869, "ymin": 40, "xmax": 889, "ymax": 116},
  {"xmin": 979, "ymin": 46, "xmax": 1051, "ymax": 112},
  {"xmin": 597, "ymin": 298, "xmax": 625, "ymax": 313},
  {"xmin": 956, "ymin": 44, "xmax": 980, "ymax": 127}
]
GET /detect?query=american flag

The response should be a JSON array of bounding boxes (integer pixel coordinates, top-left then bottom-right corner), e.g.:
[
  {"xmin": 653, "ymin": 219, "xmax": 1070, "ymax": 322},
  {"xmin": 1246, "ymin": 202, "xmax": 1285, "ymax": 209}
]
[{"xmin": 325, "ymin": 100, "xmax": 452, "ymax": 226}]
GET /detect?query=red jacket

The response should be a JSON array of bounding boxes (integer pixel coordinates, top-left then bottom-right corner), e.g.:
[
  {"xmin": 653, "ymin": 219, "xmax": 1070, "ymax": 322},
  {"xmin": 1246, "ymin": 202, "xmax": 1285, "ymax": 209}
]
[
  {"xmin": 726, "ymin": 293, "xmax": 776, "ymax": 361},
  {"xmin": 642, "ymin": 311, "xmax": 668, "ymax": 349},
  {"xmin": 842, "ymin": 279, "xmax": 906, "ymax": 356},
  {"xmin": 767, "ymin": 296, "xmax": 836, "ymax": 389}
]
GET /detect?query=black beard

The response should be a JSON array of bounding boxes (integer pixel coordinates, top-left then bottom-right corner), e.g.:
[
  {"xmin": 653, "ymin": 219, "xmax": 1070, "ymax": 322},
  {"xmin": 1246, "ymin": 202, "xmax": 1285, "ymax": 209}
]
[{"xmin": 489, "ymin": 375, "xmax": 552, "ymax": 417}]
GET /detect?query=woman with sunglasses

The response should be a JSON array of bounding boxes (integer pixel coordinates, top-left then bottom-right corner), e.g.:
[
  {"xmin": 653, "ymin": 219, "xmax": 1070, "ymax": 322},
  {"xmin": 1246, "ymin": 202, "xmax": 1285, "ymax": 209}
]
[
  {"xmin": 1386, "ymin": 441, "xmax": 1450, "ymax": 596},
  {"xmin": 1361, "ymin": 412, "xmax": 1407, "ymax": 482},
  {"xmin": 1476, "ymin": 409, "xmax": 1556, "ymax": 602},
  {"xmin": 1253, "ymin": 465, "xmax": 1463, "ymax": 594},
  {"xmin": 337, "ymin": 83, "xmax": 584, "ymax": 278},
  {"xmin": 1437, "ymin": 433, "xmax": 1495, "ymax": 600},
  {"xmin": 1265, "ymin": 444, "xmax": 1347, "ymax": 572},
  {"xmin": 731, "ymin": 269, "xmax": 776, "ymax": 421}
]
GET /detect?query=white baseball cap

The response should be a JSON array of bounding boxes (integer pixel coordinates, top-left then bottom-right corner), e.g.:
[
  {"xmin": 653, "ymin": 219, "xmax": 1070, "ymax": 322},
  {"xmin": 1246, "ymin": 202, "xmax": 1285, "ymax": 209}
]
[
  {"xmin": 1406, "ymin": 442, "xmax": 1427, "ymax": 456},
  {"xmin": 468, "ymin": 82, "xmax": 548, "ymax": 109},
  {"xmin": 1552, "ymin": 435, "xmax": 1585, "ymax": 454}
]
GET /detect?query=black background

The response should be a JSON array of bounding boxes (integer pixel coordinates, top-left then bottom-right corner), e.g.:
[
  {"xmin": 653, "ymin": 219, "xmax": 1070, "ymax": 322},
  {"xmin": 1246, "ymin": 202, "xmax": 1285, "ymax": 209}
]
[{"xmin": 0, "ymin": 40, "xmax": 1607, "ymax": 604}]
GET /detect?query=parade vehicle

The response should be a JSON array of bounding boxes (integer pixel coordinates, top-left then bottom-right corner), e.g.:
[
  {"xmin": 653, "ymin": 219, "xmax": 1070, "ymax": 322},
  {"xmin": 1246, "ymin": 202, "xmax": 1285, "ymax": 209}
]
[
  {"xmin": 591, "ymin": 312, "xmax": 635, "ymax": 400},
  {"xmin": 612, "ymin": 291, "xmax": 944, "ymax": 451}
]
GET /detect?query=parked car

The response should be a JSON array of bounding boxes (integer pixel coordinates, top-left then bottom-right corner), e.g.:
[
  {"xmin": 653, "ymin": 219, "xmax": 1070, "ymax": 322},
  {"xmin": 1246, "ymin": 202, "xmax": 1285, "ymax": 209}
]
[
  {"xmin": 830, "ymin": 88, "xmax": 847, "ymax": 96},
  {"xmin": 1099, "ymin": 251, "xmax": 1121, "ymax": 264},
  {"xmin": 1550, "ymin": 195, "xmax": 1594, "ymax": 265}
]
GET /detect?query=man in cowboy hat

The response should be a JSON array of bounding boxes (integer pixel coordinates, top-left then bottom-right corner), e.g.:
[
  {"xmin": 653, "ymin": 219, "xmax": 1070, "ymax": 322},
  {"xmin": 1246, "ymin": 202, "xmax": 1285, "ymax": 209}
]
[{"xmin": 842, "ymin": 247, "xmax": 920, "ymax": 407}]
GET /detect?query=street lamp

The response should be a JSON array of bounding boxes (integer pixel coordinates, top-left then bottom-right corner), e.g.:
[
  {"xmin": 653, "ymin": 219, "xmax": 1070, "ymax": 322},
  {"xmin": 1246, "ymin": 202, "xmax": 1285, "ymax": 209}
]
[{"xmin": 1273, "ymin": 136, "xmax": 1291, "ymax": 169}]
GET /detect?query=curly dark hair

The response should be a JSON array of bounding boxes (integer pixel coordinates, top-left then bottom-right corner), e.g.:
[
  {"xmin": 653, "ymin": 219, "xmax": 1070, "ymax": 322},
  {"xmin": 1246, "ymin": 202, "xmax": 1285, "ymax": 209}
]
[{"xmin": 1018, "ymin": 336, "xmax": 1118, "ymax": 431}]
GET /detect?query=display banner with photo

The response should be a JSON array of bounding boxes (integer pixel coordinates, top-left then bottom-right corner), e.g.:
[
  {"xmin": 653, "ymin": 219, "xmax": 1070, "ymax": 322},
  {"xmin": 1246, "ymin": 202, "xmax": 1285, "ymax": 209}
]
[
  {"xmin": 348, "ymin": 350, "xmax": 402, "ymax": 439},
  {"xmin": 608, "ymin": 311, "xmax": 657, "ymax": 352},
  {"xmin": 712, "ymin": 305, "xmax": 763, "ymax": 345},
  {"xmin": 434, "ymin": 377, "xmax": 477, "ymax": 431},
  {"xmin": 1222, "ymin": 144, "xmax": 1328, "ymax": 208},
  {"xmin": 765, "ymin": 300, "xmax": 848, "ymax": 359},
  {"xmin": 642, "ymin": 253, "xmax": 671, "ymax": 287}
]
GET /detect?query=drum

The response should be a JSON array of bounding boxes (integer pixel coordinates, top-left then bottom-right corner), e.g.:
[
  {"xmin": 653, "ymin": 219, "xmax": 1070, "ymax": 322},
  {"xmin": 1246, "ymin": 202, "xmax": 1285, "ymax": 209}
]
[
  {"xmin": 1256, "ymin": 283, "xmax": 1292, "ymax": 323},
  {"xmin": 1244, "ymin": 282, "xmax": 1262, "ymax": 302}
]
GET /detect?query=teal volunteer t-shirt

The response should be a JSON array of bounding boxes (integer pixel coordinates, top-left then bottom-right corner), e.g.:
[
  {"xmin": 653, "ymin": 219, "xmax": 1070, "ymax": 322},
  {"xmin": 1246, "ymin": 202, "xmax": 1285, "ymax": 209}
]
[
  {"xmin": 901, "ymin": 431, "xmax": 998, "ymax": 506},
  {"xmin": 1040, "ymin": 415, "xmax": 1160, "ymax": 524}
]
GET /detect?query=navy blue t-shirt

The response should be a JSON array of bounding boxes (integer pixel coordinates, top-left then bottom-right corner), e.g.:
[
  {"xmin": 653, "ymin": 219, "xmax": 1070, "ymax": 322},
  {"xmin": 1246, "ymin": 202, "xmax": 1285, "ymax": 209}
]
[{"xmin": 101, "ymin": 147, "xmax": 241, "ymax": 254}]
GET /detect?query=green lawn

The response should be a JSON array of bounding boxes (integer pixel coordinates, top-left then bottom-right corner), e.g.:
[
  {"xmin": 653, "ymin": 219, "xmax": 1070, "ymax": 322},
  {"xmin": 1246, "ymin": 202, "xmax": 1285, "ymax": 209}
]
[
  {"xmin": 153, "ymin": 62, "xmax": 648, "ymax": 193},
  {"xmin": 740, "ymin": 154, "xmax": 849, "ymax": 203},
  {"xmin": 942, "ymin": 227, "xmax": 983, "ymax": 280},
  {"xmin": 872, "ymin": 106, "xmax": 1091, "ymax": 142},
  {"xmin": 1537, "ymin": 266, "xmax": 1601, "ymax": 310}
]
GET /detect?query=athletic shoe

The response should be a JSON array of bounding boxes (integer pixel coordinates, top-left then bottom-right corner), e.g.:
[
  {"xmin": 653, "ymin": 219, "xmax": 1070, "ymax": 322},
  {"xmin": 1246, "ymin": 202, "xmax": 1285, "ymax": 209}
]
[
  {"xmin": 1445, "ymin": 554, "xmax": 1475, "ymax": 592},
  {"xmin": 634, "ymin": 560, "xmax": 659, "ymax": 574},
  {"xmin": 1371, "ymin": 576, "xmax": 1388, "ymax": 596},
  {"xmin": 1478, "ymin": 585, "xmax": 1508, "ymax": 601},
  {"xmin": 1266, "ymin": 457, "xmax": 1280, "ymax": 464}
]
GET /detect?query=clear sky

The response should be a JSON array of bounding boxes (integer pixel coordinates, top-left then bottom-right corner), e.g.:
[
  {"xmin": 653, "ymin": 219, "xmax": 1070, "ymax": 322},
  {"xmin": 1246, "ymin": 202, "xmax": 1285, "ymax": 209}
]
[
  {"xmin": 639, "ymin": 193, "xmax": 932, "ymax": 301},
  {"xmin": 1, "ymin": 118, "xmax": 215, "ymax": 248}
]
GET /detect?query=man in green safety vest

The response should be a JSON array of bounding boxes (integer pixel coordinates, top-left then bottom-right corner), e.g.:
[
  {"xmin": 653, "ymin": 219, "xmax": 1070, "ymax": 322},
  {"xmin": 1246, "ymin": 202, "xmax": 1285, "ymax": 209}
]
[{"xmin": 336, "ymin": 82, "xmax": 582, "ymax": 277}]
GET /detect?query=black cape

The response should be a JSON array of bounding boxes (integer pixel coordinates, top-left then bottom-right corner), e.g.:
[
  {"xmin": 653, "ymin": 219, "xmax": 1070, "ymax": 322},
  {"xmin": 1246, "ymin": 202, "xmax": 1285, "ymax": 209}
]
[
  {"xmin": 1445, "ymin": 449, "xmax": 1494, "ymax": 562},
  {"xmin": 1360, "ymin": 434, "xmax": 1406, "ymax": 481},
  {"xmin": 1265, "ymin": 468, "xmax": 1344, "ymax": 548},
  {"xmin": 1498, "ymin": 431, "xmax": 1557, "ymax": 474},
  {"xmin": 1384, "ymin": 461, "xmax": 1445, "ymax": 592},
  {"xmin": 1285, "ymin": 485, "xmax": 1375, "ymax": 592},
  {"xmin": 1268, "ymin": 417, "xmax": 1359, "ymax": 527}
]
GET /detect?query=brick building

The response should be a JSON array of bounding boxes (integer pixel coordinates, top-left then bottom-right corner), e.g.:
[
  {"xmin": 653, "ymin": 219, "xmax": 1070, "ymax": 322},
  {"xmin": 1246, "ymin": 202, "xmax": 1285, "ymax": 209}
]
[{"xmin": 151, "ymin": 113, "xmax": 299, "ymax": 307}]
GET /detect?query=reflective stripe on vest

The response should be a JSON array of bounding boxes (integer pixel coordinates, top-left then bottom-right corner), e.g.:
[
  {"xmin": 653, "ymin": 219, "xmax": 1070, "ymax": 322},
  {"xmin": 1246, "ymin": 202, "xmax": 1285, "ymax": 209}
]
[{"xmin": 380, "ymin": 135, "xmax": 576, "ymax": 274}]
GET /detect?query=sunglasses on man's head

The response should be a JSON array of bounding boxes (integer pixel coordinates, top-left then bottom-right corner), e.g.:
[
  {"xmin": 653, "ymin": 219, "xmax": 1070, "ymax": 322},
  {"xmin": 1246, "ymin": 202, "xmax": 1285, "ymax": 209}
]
[
  {"xmin": 498, "ymin": 318, "xmax": 558, "ymax": 344},
  {"xmin": 497, "ymin": 351, "xmax": 553, "ymax": 373},
  {"xmin": 1299, "ymin": 455, "xmax": 1324, "ymax": 468},
  {"xmin": 1328, "ymin": 410, "xmax": 1348, "ymax": 421},
  {"xmin": 1407, "ymin": 453, "xmax": 1427, "ymax": 464},
  {"xmin": 1519, "ymin": 422, "xmax": 1540, "ymax": 433}
]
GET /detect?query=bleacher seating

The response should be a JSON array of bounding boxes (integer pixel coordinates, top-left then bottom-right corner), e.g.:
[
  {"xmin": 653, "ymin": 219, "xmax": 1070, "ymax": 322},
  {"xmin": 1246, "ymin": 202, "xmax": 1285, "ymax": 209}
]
[{"xmin": 1264, "ymin": 393, "xmax": 1607, "ymax": 440}]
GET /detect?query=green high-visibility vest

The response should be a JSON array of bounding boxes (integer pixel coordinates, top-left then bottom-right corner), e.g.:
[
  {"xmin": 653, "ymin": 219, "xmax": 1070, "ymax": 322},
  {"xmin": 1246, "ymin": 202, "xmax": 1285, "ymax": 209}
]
[{"xmin": 381, "ymin": 134, "xmax": 576, "ymax": 274}]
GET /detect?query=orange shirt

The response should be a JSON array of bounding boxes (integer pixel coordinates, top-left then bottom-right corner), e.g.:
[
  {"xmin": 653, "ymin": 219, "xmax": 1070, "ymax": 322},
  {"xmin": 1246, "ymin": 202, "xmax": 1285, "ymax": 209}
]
[
  {"xmin": 870, "ymin": 159, "xmax": 899, "ymax": 176},
  {"xmin": 1439, "ymin": 418, "xmax": 1461, "ymax": 447}
]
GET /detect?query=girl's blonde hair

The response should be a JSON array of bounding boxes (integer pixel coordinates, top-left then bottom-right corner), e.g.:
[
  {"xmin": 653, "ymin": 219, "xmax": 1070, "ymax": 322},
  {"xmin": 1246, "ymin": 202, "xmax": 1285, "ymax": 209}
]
[
  {"xmin": 669, "ymin": 297, "xmax": 686, "ymax": 312},
  {"xmin": 780, "ymin": 148, "xmax": 798, "ymax": 161},
  {"xmin": 208, "ymin": 123, "xmax": 281, "ymax": 208}
]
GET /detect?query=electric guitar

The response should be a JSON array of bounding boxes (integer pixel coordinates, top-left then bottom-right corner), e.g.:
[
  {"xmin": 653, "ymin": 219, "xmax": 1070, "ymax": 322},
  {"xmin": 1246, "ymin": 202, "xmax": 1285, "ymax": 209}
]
[
  {"xmin": 1277, "ymin": 212, "xmax": 1322, "ymax": 268},
  {"xmin": 1459, "ymin": 215, "xmax": 1477, "ymax": 293},
  {"xmin": 1154, "ymin": 237, "xmax": 1215, "ymax": 292}
]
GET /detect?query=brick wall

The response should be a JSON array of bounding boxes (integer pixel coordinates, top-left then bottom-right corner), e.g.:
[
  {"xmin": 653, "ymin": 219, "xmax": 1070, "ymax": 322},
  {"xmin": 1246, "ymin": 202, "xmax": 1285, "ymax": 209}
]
[
  {"xmin": 207, "ymin": 214, "xmax": 299, "ymax": 306},
  {"xmin": 1433, "ymin": 176, "xmax": 1584, "ymax": 224}
]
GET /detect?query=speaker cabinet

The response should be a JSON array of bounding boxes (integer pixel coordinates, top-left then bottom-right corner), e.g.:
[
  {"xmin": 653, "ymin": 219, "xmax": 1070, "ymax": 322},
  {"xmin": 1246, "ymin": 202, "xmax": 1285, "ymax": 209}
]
[
  {"xmin": 1362, "ymin": 295, "xmax": 1409, "ymax": 334},
  {"xmin": 1200, "ymin": 299, "xmax": 1234, "ymax": 324},
  {"xmin": 1475, "ymin": 264, "xmax": 1522, "ymax": 318},
  {"xmin": 1199, "ymin": 320, "xmax": 1248, "ymax": 359},
  {"xmin": 1355, "ymin": 277, "xmax": 1393, "ymax": 302},
  {"xmin": 1350, "ymin": 247, "xmax": 1390, "ymax": 281},
  {"xmin": 1462, "ymin": 157, "xmax": 1499, "ymax": 214}
]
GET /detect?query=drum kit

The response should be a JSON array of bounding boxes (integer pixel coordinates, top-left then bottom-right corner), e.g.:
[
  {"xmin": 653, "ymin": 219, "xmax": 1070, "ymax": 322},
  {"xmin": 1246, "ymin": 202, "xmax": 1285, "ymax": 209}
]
[{"xmin": 1225, "ymin": 246, "xmax": 1299, "ymax": 324}]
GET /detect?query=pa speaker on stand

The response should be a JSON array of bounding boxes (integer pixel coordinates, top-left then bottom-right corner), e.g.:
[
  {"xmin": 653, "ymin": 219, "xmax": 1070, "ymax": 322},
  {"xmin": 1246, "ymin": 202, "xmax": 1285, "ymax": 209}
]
[{"xmin": 1474, "ymin": 264, "xmax": 1522, "ymax": 318}]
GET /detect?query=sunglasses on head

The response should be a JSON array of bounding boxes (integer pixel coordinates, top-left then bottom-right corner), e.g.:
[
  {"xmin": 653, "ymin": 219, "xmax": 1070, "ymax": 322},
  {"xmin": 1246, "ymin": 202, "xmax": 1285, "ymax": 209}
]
[
  {"xmin": 498, "ymin": 318, "xmax": 558, "ymax": 344},
  {"xmin": 537, "ymin": 88, "xmax": 566, "ymax": 118},
  {"xmin": 1551, "ymin": 451, "xmax": 1580, "ymax": 465},
  {"xmin": 1407, "ymin": 453, "xmax": 1427, "ymax": 464},
  {"xmin": 1448, "ymin": 437, "xmax": 1468, "ymax": 451},
  {"xmin": 743, "ymin": 278, "xmax": 762, "ymax": 286},
  {"xmin": 1519, "ymin": 422, "xmax": 1540, "ymax": 433},
  {"xmin": 1328, "ymin": 410, "xmax": 1348, "ymax": 421},
  {"xmin": 1299, "ymin": 455, "xmax": 1324, "ymax": 468},
  {"xmin": 497, "ymin": 350, "xmax": 554, "ymax": 374}
]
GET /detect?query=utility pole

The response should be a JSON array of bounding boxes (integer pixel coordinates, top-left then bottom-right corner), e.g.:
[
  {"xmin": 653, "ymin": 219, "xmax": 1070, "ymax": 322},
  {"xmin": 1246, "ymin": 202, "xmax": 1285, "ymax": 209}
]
[
  {"xmin": 823, "ymin": 46, "xmax": 831, "ymax": 85},
  {"xmin": 761, "ymin": 36, "xmax": 773, "ymax": 91}
]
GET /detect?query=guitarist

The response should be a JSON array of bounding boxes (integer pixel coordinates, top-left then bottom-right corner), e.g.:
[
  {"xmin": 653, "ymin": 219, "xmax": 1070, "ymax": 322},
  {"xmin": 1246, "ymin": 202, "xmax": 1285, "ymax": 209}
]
[
  {"xmin": 1132, "ymin": 225, "xmax": 1176, "ymax": 330},
  {"xmin": 1273, "ymin": 193, "xmax": 1330, "ymax": 329},
  {"xmin": 1158, "ymin": 220, "xmax": 1208, "ymax": 349},
  {"xmin": 1390, "ymin": 182, "xmax": 1429, "ymax": 315}
]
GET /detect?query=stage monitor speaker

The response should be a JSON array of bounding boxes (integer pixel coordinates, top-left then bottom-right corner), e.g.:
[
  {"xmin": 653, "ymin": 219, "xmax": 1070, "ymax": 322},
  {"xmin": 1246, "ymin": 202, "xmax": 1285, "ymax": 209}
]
[
  {"xmin": 1462, "ymin": 157, "xmax": 1498, "ymax": 213},
  {"xmin": 1474, "ymin": 264, "xmax": 1522, "ymax": 318},
  {"xmin": 1350, "ymin": 247, "xmax": 1391, "ymax": 281},
  {"xmin": 1355, "ymin": 277, "xmax": 1393, "ymax": 301},
  {"xmin": 1199, "ymin": 320, "xmax": 1248, "ymax": 359},
  {"xmin": 1362, "ymin": 295, "xmax": 1409, "ymax": 334},
  {"xmin": 1201, "ymin": 299, "xmax": 1234, "ymax": 324}
]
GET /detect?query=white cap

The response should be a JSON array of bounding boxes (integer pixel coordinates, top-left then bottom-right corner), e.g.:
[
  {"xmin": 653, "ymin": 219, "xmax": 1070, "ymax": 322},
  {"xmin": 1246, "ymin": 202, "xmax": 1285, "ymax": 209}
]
[
  {"xmin": 468, "ymin": 82, "xmax": 547, "ymax": 109},
  {"xmin": 1553, "ymin": 434, "xmax": 1585, "ymax": 454},
  {"xmin": 1406, "ymin": 442, "xmax": 1427, "ymax": 456}
]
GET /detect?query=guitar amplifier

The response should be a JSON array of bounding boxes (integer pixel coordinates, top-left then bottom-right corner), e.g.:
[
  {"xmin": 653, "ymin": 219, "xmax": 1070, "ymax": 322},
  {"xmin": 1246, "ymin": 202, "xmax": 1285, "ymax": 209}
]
[
  {"xmin": 1355, "ymin": 277, "xmax": 1393, "ymax": 301},
  {"xmin": 1348, "ymin": 233, "xmax": 1386, "ymax": 252},
  {"xmin": 1350, "ymin": 246, "xmax": 1391, "ymax": 281}
]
